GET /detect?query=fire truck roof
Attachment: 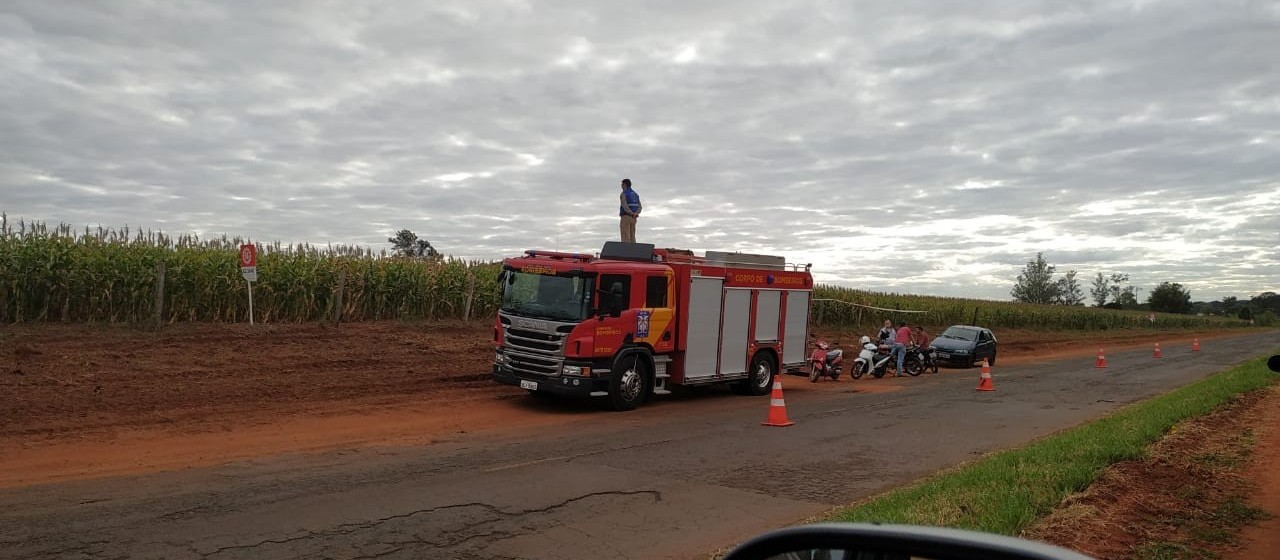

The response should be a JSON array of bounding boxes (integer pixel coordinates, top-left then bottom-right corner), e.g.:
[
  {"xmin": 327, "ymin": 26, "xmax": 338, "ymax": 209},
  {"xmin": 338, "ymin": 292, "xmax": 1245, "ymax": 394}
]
[
  {"xmin": 599, "ymin": 241, "xmax": 655, "ymax": 262},
  {"xmin": 519, "ymin": 242, "xmax": 808, "ymax": 273}
]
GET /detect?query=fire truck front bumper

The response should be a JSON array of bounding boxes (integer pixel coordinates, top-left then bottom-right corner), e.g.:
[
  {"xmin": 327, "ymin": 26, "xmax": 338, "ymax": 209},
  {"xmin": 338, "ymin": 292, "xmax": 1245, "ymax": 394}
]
[{"xmin": 493, "ymin": 365, "xmax": 611, "ymax": 398}]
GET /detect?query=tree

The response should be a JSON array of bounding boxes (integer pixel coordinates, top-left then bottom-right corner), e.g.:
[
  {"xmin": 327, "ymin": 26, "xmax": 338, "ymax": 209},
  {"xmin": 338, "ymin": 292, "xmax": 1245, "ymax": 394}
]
[
  {"xmin": 388, "ymin": 229, "xmax": 440, "ymax": 259},
  {"xmin": 1148, "ymin": 282, "xmax": 1192, "ymax": 314},
  {"xmin": 1253, "ymin": 291, "xmax": 1280, "ymax": 314},
  {"xmin": 1090, "ymin": 273, "xmax": 1109, "ymax": 307},
  {"xmin": 1011, "ymin": 253, "xmax": 1062, "ymax": 304},
  {"xmin": 1221, "ymin": 296, "xmax": 1239, "ymax": 317},
  {"xmin": 1114, "ymin": 286, "xmax": 1140, "ymax": 309},
  {"xmin": 1089, "ymin": 272, "xmax": 1135, "ymax": 308},
  {"xmin": 1094, "ymin": 273, "xmax": 1139, "ymax": 309},
  {"xmin": 1055, "ymin": 270, "xmax": 1085, "ymax": 306},
  {"xmin": 1106, "ymin": 273, "xmax": 1131, "ymax": 305},
  {"xmin": 1256, "ymin": 309, "xmax": 1279, "ymax": 327}
]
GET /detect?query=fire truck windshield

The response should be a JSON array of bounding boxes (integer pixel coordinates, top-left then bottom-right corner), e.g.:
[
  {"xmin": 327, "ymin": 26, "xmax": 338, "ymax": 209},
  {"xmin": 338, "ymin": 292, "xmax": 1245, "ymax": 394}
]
[{"xmin": 500, "ymin": 270, "xmax": 595, "ymax": 322}]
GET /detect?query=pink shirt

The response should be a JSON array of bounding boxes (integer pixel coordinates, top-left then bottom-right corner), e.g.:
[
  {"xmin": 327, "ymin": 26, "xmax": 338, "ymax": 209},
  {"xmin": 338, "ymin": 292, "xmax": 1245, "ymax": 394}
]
[{"xmin": 896, "ymin": 326, "xmax": 911, "ymax": 345}]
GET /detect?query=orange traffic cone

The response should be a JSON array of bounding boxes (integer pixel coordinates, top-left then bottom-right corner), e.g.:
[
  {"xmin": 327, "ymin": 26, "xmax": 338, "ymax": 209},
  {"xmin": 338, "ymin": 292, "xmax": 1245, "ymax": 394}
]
[
  {"xmin": 1153, "ymin": 342, "xmax": 1163, "ymax": 358},
  {"xmin": 1095, "ymin": 348, "xmax": 1108, "ymax": 369},
  {"xmin": 1193, "ymin": 338, "xmax": 1200, "ymax": 352},
  {"xmin": 761, "ymin": 376, "xmax": 795, "ymax": 427},
  {"xmin": 976, "ymin": 358, "xmax": 996, "ymax": 391}
]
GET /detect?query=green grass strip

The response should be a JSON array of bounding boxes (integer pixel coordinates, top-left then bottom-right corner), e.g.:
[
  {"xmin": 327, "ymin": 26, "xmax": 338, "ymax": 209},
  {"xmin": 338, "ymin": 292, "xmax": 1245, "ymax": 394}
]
[{"xmin": 831, "ymin": 351, "xmax": 1280, "ymax": 535}]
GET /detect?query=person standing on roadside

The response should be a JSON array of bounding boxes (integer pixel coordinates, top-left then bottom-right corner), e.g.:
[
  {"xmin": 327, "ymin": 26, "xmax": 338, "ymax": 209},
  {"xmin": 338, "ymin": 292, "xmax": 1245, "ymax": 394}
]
[
  {"xmin": 912, "ymin": 324, "xmax": 935, "ymax": 373},
  {"xmin": 893, "ymin": 321, "xmax": 912, "ymax": 377},
  {"xmin": 619, "ymin": 178, "xmax": 642, "ymax": 242},
  {"xmin": 877, "ymin": 319, "xmax": 894, "ymax": 345},
  {"xmin": 911, "ymin": 325, "xmax": 931, "ymax": 350}
]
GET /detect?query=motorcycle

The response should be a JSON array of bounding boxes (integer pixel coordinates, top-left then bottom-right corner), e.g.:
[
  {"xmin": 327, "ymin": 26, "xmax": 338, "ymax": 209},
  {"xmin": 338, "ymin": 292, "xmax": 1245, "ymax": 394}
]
[
  {"xmin": 854, "ymin": 338, "xmax": 924, "ymax": 378},
  {"xmin": 852, "ymin": 339, "xmax": 893, "ymax": 379},
  {"xmin": 907, "ymin": 343, "xmax": 937, "ymax": 374},
  {"xmin": 808, "ymin": 341, "xmax": 843, "ymax": 382}
]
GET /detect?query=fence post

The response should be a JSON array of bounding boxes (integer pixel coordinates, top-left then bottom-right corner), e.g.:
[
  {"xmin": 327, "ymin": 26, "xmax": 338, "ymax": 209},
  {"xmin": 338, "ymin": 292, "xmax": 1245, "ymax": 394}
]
[
  {"xmin": 463, "ymin": 273, "xmax": 476, "ymax": 322},
  {"xmin": 816, "ymin": 300, "xmax": 825, "ymax": 326},
  {"xmin": 153, "ymin": 261, "xmax": 166, "ymax": 329},
  {"xmin": 332, "ymin": 268, "xmax": 346, "ymax": 325}
]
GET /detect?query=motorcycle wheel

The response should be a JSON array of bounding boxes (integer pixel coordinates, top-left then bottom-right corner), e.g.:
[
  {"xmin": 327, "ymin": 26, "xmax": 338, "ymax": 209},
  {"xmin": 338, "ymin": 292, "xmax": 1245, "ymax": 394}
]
[
  {"xmin": 904, "ymin": 355, "xmax": 924, "ymax": 376},
  {"xmin": 809, "ymin": 364, "xmax": 821, "ymax": 383},
  {"xmin": 872, "ymin": 366, "xmax": 886, "ymax": 379},
  {"xmin": 852, "ymin": 361, "xmax": 867, "ymax": 379}
]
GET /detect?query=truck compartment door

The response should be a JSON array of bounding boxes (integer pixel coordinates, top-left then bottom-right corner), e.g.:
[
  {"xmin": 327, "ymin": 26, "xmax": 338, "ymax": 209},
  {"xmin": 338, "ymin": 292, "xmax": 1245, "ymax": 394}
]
[
  {"xmin": 719, "ymin": 288, "xmax": 751, "ymax": 375},
  {"xmin": 754, "ymin": 290, "xmax": 780, "ymax": 341},
  {"xmin": 782, "ymin": 290, "xmax": 810, "ymax": 366},
  {"xmin": 683, "ymin": 276, "xmax": 724, "ymax": 381}
]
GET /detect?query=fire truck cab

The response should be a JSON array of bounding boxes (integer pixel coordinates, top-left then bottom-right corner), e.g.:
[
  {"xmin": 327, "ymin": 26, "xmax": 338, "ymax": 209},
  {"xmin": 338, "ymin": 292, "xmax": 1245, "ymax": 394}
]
[{"xmin": 492, "ymin": 242, "xmax": 814, "ymax": 410}]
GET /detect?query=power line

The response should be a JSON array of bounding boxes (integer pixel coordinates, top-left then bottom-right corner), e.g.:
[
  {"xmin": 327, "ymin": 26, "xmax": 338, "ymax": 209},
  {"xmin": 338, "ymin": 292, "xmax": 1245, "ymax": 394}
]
[{"xmin": 811, "ymin": 298, "xmax": 930, "ymax": 314}]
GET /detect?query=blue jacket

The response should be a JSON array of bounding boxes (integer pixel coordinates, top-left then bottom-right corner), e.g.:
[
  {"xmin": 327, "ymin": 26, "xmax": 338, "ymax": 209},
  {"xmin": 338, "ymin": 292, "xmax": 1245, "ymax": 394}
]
[{"xmin": 619, "ymin": 188, "xmax": 642, "ymax": 216}]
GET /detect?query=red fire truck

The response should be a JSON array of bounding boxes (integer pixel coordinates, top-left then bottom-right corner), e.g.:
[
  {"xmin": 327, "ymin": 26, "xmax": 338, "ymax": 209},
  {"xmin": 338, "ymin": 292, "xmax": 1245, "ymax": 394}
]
[{"xmin": 492, "ymin": 242, "xmax": 814, "ymax": 410}]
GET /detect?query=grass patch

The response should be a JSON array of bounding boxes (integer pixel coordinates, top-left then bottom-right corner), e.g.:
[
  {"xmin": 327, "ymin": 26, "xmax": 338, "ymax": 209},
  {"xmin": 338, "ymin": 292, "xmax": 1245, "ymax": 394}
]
[
  {"xmin": 1174, "ymin": 486, "xmax": 1205, "ymax": 501},
  {"xmin": 1188, "ymin": 526, "xmax": 1234, "ymax": 546},
  {"xmin": 829, "ymin": 353, "xmax": 1278, "ymax": 536},
  {"xmin": 1134, "ymin": 541, "xmax": 1214, "ymax": 560},
  {"xmin": 1192, "ymin": 451, "xmax": 1245, "ymax": 469},
  {"xmin": 1210, "ymin": 495, "xmax": 1270, "ymax": 526}
]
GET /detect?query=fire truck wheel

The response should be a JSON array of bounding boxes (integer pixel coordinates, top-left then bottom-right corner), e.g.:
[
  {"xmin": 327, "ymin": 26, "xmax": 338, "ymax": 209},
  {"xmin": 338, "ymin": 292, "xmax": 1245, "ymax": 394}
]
[
  {"xmin": 742, "ymin": 353, "xmax": 776, "ymax": 396},
  {"xmin": 608, "ymin": 355, "xmax": 650, "ymax": 411}
]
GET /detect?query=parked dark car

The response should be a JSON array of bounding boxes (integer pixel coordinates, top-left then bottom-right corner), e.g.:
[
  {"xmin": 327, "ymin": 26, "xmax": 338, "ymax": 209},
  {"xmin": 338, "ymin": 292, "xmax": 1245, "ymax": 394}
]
[{"xmin": 929, "ymin": 325, "xmax": 998, "ymax": 367}]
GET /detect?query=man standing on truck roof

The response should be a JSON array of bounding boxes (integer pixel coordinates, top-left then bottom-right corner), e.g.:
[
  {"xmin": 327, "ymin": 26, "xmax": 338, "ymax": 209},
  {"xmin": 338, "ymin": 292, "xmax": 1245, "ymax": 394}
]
[{"xmin": 619, "ymin": 178, "xmax": 641, "ymax": 243}]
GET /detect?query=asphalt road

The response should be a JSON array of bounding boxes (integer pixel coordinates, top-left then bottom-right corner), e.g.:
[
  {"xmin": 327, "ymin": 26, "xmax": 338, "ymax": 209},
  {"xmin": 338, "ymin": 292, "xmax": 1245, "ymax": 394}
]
[{"xmin": 5, "ymin": 331, "xmax": 1278, "ymax": 560}]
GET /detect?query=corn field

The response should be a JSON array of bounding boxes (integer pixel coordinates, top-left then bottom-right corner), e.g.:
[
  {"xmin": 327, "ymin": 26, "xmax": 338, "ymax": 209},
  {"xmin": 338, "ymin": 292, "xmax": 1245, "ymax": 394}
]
[
  {"xmin": 811, "ymin": 285, "xmax": 1248, "ymax": 332},
  {"xmin": 0, "ymin": 216, "xmax": 1251, "ymax": 330},
  {"xmin": 0, "ymin": 216, "xmax": 501, "ymax": 324}
]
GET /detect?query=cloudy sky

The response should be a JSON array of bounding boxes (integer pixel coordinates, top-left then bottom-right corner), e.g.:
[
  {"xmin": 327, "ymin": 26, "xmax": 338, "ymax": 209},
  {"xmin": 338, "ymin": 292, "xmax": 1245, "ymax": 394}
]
[{"xmin": 3, "ymin": 1, "xmax": 1278, "ymax": 301}]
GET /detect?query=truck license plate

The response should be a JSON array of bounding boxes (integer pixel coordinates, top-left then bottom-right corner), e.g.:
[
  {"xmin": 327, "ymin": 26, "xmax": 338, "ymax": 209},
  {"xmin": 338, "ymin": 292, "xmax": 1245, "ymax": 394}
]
[{"xmin": 520, "ymin": 380, "xmax": 538, "ymax": 390}]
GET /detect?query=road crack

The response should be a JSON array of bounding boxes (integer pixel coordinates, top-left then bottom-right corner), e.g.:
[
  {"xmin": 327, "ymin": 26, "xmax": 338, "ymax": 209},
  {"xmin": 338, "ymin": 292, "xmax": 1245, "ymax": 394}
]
[{"xmin": 196, "ymin": 490, "xmax": 662, "ymax": 558}]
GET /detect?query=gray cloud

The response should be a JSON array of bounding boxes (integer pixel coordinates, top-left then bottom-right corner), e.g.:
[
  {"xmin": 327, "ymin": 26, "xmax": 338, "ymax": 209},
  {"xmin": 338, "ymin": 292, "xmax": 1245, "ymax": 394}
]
[{"xmin": 3, "ymin": 0, "xmax": 1278, "ymax": 302}]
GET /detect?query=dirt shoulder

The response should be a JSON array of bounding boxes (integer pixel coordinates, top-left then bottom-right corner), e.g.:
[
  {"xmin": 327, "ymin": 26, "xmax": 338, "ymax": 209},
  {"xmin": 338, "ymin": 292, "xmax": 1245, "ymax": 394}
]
[
  {"xmin": 1, "ymin": 321, "xmax": 497, "ymax": 441},
  {"xmin": 0, "ymin": 322, "xmax": 1259, "ymax": 488},
  {"xmin": 1229, "ymin": 384, "xmax": 1280, "ymax": 559},
  {"xmin": 1024, "ymin": 383, "xmax": 1280, "ymax": 559}
]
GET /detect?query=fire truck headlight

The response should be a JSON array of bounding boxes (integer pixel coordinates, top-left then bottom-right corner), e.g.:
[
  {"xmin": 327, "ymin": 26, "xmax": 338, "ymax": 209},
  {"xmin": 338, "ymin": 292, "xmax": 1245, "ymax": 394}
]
[{"xmin": 562, "ymin": 365, "xmax": 591, "ymax": 377}]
